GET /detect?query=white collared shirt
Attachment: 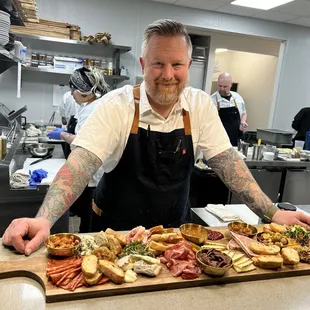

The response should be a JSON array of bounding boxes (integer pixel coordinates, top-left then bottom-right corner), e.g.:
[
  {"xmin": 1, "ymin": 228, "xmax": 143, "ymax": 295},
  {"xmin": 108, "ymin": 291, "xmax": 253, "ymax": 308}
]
[
  {"xmin": 72, "ymin": 81, "xmax": 231, "ymax": 173},
  {"xmin": 211, "ymin": 91, "xmax": 246, "ymax": 117},
  {"xmin": 57, "ymin": 92, "xmax": 79, "ymax": 121}
]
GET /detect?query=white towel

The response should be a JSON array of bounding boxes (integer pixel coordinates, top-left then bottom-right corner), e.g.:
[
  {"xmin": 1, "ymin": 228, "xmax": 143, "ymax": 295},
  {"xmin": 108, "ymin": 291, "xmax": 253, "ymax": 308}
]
[
  {"xmin": 205, "ymin": 204, "xmax": 241, "ymax": 222},
  {"xmin": 10, "ymin": 169, "xmax": 30, "ymax": 188}
]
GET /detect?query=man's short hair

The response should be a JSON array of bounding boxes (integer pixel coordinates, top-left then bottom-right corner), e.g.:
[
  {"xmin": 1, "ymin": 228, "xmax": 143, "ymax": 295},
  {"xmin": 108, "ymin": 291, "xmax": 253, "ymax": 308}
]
[{"xmin": 141, "ymin": 19, "xmax": 192, "ymax": 58}]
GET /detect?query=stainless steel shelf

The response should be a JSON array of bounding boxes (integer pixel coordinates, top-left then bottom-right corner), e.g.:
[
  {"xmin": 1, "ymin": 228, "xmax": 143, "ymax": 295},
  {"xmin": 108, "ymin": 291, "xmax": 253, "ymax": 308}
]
[
  {"xmin": 13, "ymin": 33, "xmax": 131, "ymax": 57},
  {"xmin": 0, "ymin": 47, "xmax": 23, "ymax": 73},
  {"xmin": 22, "ymin": 66, "xmax": 130, "ymax": 80}
]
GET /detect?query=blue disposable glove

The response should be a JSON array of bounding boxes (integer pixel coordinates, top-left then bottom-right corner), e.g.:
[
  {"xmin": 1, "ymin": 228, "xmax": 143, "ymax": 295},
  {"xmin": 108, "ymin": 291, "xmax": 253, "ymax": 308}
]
[
  {"xmin": 29, "ymin": 169, "xmax": 48, "ymax": 187},
  {"xmin": 47, "ymin": 128, "xmax": 65, "ymax": 140}
]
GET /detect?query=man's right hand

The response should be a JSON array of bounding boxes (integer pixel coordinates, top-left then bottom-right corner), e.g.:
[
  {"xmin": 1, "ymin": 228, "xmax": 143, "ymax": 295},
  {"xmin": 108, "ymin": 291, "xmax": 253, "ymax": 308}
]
[{"xmin": 2, "ymin": 218, "xmax": 51, "ymax": 255}]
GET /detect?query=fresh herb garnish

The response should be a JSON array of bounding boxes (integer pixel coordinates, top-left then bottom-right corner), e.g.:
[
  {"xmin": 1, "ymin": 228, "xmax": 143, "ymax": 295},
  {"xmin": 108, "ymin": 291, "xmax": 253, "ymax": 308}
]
[
  {"xmin": 285, "ymin": 225, "xmax": 310, "ymax": 246},
  {"xmin": 123, "ymin": 241, "xmax": 154, "ymax": 257}
]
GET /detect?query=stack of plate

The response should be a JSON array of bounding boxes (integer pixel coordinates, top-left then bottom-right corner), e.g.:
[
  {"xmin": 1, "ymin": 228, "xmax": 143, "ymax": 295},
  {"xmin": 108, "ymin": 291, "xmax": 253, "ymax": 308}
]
[{"xmin": 0, "ymin": 10, "xmax": 10, "ymax": 47}]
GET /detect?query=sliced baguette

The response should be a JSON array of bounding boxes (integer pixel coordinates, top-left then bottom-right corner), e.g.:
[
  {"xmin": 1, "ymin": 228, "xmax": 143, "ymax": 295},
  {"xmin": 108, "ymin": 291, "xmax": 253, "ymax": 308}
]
[
  {"xmin": 252, "ymin": 255, "xmax": 283, "ymax": 269},
  {"xmin": 82, "ymin": 255, "xmax": 98, "ymax": 277},
  {"xmin": 98, "ymin": 259, "xmax": 125, "ymax": 284},
  {"xmin": 281, "ymin": 248, "xmax": 300, "ymax": 265},
  {"xmin": 149, "ymin": 225, "xmax": 164, "ymax": 235},
  {"xmin": 84, "ymin": 270, "xmax": 103, "ymax": 285},
  {"xmin": 250, "ymin": 242, "xmax": 281, "ymax": 255},
  {"xmin": 151, "ymin": 233, "xmax": 183, "ymax": 244},
  {"xmin": 107, "ymin": 234, "xmax": 122, "ymax": 255},
  {"xmin": 149, "ymin": 240, "xmax": 171, "ymax": 252},
  {"xmin": 105, "ymin": 228, "xmax": 127, "ymax": 246}
]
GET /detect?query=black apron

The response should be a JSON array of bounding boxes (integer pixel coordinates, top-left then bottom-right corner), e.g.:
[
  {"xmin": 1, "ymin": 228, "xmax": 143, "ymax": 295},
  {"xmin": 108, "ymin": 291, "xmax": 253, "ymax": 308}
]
[
  {"xmin": 64, "ymin": 115, "xmax": 77, "ymax": 159},
  {"xmin": 91, "ymin": 85, "xmax": 194, "ymax": 231},
  {"xmin": 217, "ymin": 98, "xmax": 241, "ymax": 146}
]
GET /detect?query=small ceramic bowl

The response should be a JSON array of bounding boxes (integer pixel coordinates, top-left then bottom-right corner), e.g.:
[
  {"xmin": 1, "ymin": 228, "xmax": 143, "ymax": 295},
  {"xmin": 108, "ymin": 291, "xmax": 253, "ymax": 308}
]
[
  {"xmin": 44, "ymin": 233, "xmax": 81, "ymax": 257},
  {"xmin": 196, "ymin": 248, "xmax": 232, "ymax": 277},
  {"xmin": 227, "ymin": 222, "xmax": 258, "ymax": 238},
  {"xmin": 179, "ymin": 223, "xmax": 208, "ymax": 245}
]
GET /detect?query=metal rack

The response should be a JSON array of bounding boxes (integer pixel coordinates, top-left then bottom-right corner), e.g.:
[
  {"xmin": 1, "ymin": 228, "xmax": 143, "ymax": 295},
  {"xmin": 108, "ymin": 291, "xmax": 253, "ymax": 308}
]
[{"xmin": 2, "ymin": 33, "xmax": 132, "ymax": 88}]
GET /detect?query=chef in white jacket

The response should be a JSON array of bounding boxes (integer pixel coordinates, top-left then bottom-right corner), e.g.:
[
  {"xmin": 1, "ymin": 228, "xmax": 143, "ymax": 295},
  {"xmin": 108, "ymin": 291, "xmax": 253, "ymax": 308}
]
[
  {"xmin": 57, "ymin": 91, "xmax": 79, "ymax": 126},
  {"xmin": 48, "ymin": 67, "xmax": 109, "ymax": 232}
]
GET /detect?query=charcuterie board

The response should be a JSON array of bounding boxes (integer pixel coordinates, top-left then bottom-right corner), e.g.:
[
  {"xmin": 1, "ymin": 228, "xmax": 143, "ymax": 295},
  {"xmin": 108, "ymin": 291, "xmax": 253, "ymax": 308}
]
[{"xmin": 1, "ymin": 229, "xmax": 310, "ymax": 303}]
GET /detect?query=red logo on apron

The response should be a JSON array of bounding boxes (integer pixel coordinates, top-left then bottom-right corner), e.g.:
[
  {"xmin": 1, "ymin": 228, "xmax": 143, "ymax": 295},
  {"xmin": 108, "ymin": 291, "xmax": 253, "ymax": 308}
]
[{"xmin": 182, "ymin": 148, "xmax": 186, "ymax": 155}]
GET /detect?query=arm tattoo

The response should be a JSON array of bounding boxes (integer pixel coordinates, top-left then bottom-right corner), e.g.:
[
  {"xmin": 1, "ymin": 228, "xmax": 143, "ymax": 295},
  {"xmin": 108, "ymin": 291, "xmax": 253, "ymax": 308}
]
[
  {"xmin": 207, "ymin": 148, "xmax": 273, "ymax": 218},
  {"xmin": 36, "ymin": 147, "xmax": 102, "ymax": 226}
]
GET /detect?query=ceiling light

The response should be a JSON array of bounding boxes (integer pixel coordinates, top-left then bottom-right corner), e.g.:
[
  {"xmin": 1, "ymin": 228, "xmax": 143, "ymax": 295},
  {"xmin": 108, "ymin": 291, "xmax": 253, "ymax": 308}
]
[
  {"xmin": 215, "ymin": 48, "xmax": 228, "ymax": 54},
  {"xmin": 231, "ymin": 0, "xmax": 294, "ymax": 10}
]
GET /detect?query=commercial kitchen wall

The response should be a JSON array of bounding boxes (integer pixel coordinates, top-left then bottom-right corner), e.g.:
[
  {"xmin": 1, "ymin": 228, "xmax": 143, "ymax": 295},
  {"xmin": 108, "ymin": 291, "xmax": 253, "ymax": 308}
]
[
  {"xmin": 212, "ymin": 51, "xmax": 278, "ymax": 131},
  {"xmin": 0, "ymin": 0, "xmax": 308, "ymax": 130}
]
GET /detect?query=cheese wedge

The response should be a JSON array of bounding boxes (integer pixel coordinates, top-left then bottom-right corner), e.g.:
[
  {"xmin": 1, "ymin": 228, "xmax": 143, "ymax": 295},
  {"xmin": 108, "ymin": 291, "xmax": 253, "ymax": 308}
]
[
  {"xmin": 234, "ymin": 256, "xmax": 251, "ymax": 266},
  {"xmin": 233, "ymin": 264, "xmax": 256, "ymax": 273},
  {"xmin": 225, "ymin": 251, "xmax": 235, "ymax": 258},
  {"xmin": 237, "ymin": 259, "xmax": 253, "ymax": 269},
  {"xmin": 201, "ymin": 244, "xmax": 226, "ymax": 251},
  {"xmin": 232, "ymin": 253, "xmax": 245, "ymax": 263}
]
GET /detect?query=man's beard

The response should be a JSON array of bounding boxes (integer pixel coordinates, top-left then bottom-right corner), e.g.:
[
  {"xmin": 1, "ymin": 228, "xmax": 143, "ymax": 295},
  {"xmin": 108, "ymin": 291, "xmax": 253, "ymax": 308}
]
[{"xmin": 144, "ymin": 78, "xmax": 187, "ymax": 106}]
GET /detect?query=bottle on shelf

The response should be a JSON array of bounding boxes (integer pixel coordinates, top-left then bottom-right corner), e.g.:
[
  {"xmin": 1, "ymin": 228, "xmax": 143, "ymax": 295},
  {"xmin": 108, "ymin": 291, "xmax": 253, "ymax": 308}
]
[
  {"xmin": 120, "ymin": 66, "xmax": 127, "ymax": 76},
  {"xmin": 108, "ymin": 62, "xmax": 113, "ymax": 75}
]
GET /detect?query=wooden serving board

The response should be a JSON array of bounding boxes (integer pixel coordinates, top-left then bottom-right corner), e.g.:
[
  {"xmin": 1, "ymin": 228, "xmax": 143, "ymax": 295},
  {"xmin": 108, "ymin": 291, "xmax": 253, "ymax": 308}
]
[{"xmin": 1, "ymin": 235, "xmax": 310, "ymax": 303}]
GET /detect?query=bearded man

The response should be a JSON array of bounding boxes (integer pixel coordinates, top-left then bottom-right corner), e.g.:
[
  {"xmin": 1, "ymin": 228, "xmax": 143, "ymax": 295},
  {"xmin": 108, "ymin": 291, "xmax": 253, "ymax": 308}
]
[{"xmin": 4, "ymin": 19, "xmax": 310, "ymax": 255}]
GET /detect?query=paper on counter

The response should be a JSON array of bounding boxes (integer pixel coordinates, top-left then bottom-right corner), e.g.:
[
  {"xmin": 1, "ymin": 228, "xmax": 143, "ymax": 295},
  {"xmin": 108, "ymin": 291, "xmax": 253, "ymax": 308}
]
[
  {"xmin": 205, "ymin": 204, "xmax": 241, "ymax": 222},
  {"xmin": 203, "ymin": 204, "xmax": 260, "ymax": 227}
]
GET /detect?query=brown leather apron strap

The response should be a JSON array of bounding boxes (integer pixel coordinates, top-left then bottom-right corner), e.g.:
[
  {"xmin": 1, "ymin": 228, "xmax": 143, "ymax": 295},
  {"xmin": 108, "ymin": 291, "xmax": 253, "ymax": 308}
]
[
  {"xmin": 233, "ymin": 98, "xmax": 238, "ymax": 109},
  {"xmin": 92, "ymin": 199, "xmax": 102, "ymax": 216},
  {"xmin": 130, "ymin": 85, "xmax": 140, "ymax": 134},
  {"xmin": 216, "ymin": 100, "xmax": 220, "ymax": 111},
  {"xmin": 182, "ymin": 109, "xmax": 191, "ymax": 136}
]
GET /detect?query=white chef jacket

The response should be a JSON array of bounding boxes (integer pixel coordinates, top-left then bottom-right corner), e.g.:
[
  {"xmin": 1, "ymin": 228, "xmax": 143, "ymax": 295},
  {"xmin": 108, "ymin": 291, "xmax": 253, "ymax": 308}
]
[
  {"xmin": 73, "ymin": 99, "xmax": 104, "ymax": 187},
  {"xmin": 57, "ymin": 92, "xmax": 79, "ymax": 122},
  {"xmin": 211, "ymin": 91, "xmax": 246, "ymax": 117},
  {"xmin": 72, "ymin": 82, "xmax": 232, "ymax": 175}
]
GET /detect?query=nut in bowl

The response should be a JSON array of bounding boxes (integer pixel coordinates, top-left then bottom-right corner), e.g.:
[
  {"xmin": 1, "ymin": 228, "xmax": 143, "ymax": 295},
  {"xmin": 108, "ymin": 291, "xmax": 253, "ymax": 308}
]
[
  {"xmin": 228, "ymin": 221, "xmax": 258, "ymax": 238},
  {"xmin": 44, "ymin": 233, "xmax": 81, "ymax": 257},
  {"xmin": 179, "ymin": 223, "xmax": 208, "ymax": 245},
  {"xmin": 196, "ymin": 248, "xmax": 232, "ymax": 277}
]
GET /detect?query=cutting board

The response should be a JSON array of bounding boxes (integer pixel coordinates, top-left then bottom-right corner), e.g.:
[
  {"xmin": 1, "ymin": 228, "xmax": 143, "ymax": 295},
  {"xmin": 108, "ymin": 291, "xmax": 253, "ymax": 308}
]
[{"xmin": 1, "ymin": 235, "xmax": 310, "ymax": 303}]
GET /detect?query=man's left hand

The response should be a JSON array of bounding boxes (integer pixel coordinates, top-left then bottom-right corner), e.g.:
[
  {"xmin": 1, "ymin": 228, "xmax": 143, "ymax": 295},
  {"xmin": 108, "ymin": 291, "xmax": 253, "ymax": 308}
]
[
  {"xmin": 240, "ymin": 121, "xmax": 248, "ymax": 131},
  {"xmin": 272, "ymin": 210, "xmax": 310, "ymax": 230}
]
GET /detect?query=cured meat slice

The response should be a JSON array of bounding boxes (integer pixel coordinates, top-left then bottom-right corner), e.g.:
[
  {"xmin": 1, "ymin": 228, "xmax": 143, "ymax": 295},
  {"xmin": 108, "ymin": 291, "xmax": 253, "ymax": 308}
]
[
  {"xmin": 229, "ymin": 231, "xmax": 258, "ymax": 257},
  {"xmin": 160, "ymin": 242, "xmax": 201, "ymax": 279}
]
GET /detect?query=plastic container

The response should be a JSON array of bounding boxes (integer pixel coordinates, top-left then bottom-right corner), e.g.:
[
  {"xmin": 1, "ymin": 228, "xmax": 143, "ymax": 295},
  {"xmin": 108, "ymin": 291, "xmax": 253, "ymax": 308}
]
[
  {"xmin": 294, "ymin": 140, "xmax": 305, "ymax": 149},
  {"xmin": 263, "ymin": 151, "xmax": 274, "ymax": 161}
]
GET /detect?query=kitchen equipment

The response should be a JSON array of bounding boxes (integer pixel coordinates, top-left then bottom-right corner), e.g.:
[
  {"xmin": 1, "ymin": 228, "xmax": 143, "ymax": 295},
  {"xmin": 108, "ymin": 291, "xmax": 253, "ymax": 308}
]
[
  {"xmin": 257, "ymin": 129, "xmax": 293, "ymax": 146},
  {"xmin": 237, "ymin": 141, "xmax": 250, "ymax": 156},
  {"xmin": 27, "ymin": 143, "xmax": 54, "ymax": 158},
  {"xmin": 252, "ymin": 144, "xmax": 263, "ymax": 160},
  {"xmin": 29, "ymin": 154, "xmax": 53, "ymax": 165}
]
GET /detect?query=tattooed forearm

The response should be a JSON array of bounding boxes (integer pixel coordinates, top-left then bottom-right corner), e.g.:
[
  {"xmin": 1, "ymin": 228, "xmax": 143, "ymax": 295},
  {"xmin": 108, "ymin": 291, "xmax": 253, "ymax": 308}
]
[
  {"xmin": 207, "ymin": 148, "xmax": 273, "ymax": 218},
  {"xmin": 36, "ymin": 147, "xmax": 102, "ymax": 226}
]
